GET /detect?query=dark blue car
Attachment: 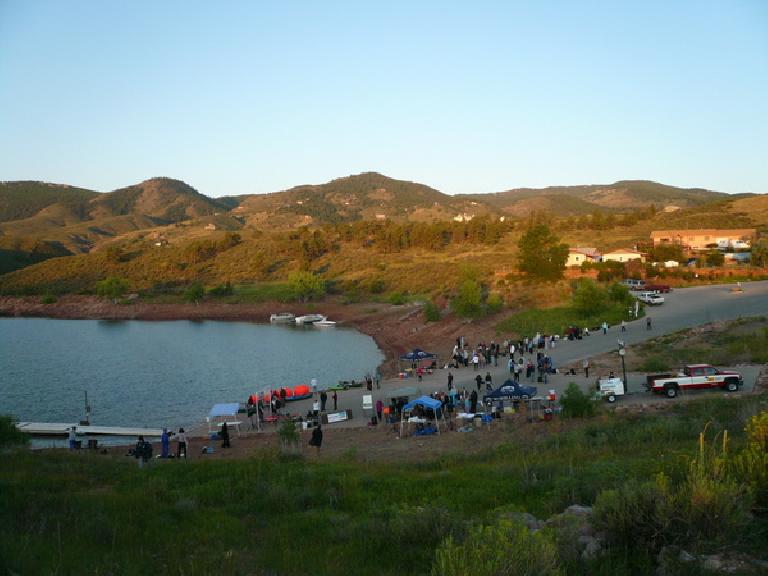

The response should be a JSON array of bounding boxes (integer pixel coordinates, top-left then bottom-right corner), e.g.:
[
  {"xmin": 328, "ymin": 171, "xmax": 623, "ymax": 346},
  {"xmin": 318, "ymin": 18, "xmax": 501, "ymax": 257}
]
[{"xmin": 483, "ymin": 379, "xmax": 538, "ymax": 401}]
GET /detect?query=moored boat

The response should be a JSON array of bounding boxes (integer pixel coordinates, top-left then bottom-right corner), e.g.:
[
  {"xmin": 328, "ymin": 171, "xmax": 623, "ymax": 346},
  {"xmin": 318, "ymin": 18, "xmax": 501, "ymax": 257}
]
[
  {"xmin": 270, "ymin": 312, "xmax": 296, "ymax": 323},
  {"xmin": 295, "ymin": 314, "xmax": 326, "ymax": 324},
  {"xmin": 314, "ymin": 320, "xmax": 336, "ymax": 327}
]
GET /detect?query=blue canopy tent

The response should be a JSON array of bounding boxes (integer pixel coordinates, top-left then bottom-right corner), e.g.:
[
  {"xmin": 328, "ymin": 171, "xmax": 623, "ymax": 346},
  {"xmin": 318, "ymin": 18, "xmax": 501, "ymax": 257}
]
[
  {"xmin": 400, "ymin": 395, "xmax": 446, "ymax": 436},
  {"xmin": 398, "ymin": 348, "xmax": 439, "ymax": 373},
  {"xmin": 207, "ymin": 403, "xmax": 243, "ymax": 437},
  {"xmin": 483, "ymin": 380, "xmax": 538, "ymax": 402}
]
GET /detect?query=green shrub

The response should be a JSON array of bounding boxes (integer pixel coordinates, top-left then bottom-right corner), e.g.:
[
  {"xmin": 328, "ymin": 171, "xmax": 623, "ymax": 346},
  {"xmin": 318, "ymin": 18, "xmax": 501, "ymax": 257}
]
[
  {"xmin": 287, "ymin": 270, "xmax": 325, "ymax": 302},
  {"xmin": 486, "ymin": 293, "xmax": 503, "ymax": 314},
  {"xmin": 0, "ymin": 415, "xmax": 27, "ymax": 447},
  {"xmin": 424, "ymin": 301, "xmax": 441, "ymax": 322},
  {"xmin": 207, "ymin": 281, "xmax": 233, "ymax": 297},
  {"xmin": 432, "ymin": 519, "xmax": 562, "ymax": 576},
  {"xmin": 451, "ymin": 279, "xmax": 483, "ymax": 318},
  {"xmin": 41, "ymin": 294, "xmax": 57, "ymax": 304},
  {"xmin": 639, "ymin": 355, "xmax": 670, "ymax": 372},
  {"xmin": 184, "ymin": 282, "xmax": 205, "ymax": 303},
  {"xmin": 95, "ymin": 277, "xmax": 129, "ymax": 301},
  {"xmin": 559, "ymin": 383, "xmax": 595, "ymax": 418},
  {"xmin": 388, "ymin": 292, "xmax": 407, "ymax": 305}
]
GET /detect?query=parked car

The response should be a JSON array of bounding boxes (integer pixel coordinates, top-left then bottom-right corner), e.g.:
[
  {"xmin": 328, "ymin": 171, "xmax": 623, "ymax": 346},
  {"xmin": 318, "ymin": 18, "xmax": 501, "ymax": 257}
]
[
  {"xmin": 646, "ymin": 364, "xmax": 743, "ymax": 398},
  {"xmin": 623, "ymin": 279, "xmax": 646, "ymax": 291},
  {"xmin": 636, "ymin": 291, "xmax": 665, "ymax": 305},
  {"xmin": 645, "ymin": 284, "xmax": 671, "ymax": 293}
]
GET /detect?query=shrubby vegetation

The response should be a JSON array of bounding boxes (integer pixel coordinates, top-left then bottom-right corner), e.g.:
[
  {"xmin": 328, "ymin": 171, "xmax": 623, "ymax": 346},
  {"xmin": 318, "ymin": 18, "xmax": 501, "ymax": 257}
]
[{"xmin": 1, "ymin": 398, "xmax": 765, "ymax": 575}]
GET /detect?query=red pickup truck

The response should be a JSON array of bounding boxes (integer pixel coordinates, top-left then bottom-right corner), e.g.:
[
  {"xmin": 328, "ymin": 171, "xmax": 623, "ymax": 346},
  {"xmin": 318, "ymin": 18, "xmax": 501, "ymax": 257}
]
[
  {"xmin": 646, "ymin": 364, "xmax": 743, "ymax": 398},
  {"xmin": 645, "ymin": 284, "xmax": 671, "ymax": 293}
]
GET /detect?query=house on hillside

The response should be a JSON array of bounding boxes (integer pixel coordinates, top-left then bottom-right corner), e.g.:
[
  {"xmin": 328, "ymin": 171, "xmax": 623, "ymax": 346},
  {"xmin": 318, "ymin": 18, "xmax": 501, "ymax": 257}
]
[
  {"xmin": 205, "ymin": 223, "xmax": 217, "ymax": 231},
  {"xmin": 602, "ymin": 249, "xmax": 644, "ymax": 263},
  {"xmin": 650, "ymin": 229, "xmax": 756, "ymax": 250},
  {"xmin": 566, "ymin": 247, "xmax": 602, "ymax": 267}
]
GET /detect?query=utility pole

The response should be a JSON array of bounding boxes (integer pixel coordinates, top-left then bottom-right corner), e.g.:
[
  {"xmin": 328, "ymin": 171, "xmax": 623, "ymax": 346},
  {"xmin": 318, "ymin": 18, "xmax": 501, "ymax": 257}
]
[{"xmin": 617, "ymin": 340, "xmax": 627, "ymax": 394}]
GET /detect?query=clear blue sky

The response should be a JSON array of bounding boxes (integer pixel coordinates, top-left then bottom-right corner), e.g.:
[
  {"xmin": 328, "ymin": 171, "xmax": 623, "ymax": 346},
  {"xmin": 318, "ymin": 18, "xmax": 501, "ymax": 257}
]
[{"xmin": 1, "ymin": 1, "xmax": 766, "ymax": 197}]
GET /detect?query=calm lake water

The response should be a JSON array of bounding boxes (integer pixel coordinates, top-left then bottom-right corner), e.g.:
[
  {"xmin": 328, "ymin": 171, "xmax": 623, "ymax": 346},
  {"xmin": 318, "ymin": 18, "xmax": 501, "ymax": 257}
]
[{"xmin": 0, "ymin": 318, "xmax": 384, "ymax": 430}]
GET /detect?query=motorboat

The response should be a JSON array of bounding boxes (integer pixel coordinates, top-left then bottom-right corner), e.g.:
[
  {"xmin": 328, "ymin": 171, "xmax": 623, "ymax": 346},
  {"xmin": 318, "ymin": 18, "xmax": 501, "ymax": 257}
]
[
  {"xmin": 295, "ymin": 314, "xmax": 326, "ymax": 324},
  {"xmin": 314, "ymin": 320, "xmax": 337, "ymax": 327},
  {"xmin": 270, "ymin": 312, "xmax": 296, "ymax": 323}
]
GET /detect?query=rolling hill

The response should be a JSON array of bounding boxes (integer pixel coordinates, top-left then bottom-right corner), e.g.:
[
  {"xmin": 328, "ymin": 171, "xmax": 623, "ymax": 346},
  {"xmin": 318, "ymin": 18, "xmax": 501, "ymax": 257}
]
[{"xmin": 459, "ymin": 180, "xmax": 737, "ymax": 216}]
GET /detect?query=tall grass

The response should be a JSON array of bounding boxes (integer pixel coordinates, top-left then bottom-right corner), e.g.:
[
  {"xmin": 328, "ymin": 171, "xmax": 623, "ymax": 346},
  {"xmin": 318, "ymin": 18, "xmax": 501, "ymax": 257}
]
[{"xmin": 1, "ymin": 398, "xmax": 766, "ymax": 575}]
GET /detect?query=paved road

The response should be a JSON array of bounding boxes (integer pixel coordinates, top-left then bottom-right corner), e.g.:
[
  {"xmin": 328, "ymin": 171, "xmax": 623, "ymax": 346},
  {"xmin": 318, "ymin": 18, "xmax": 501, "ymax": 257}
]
[{"xmin": 232, "ymin": 280, "xmax": 767, "ymax": 432}]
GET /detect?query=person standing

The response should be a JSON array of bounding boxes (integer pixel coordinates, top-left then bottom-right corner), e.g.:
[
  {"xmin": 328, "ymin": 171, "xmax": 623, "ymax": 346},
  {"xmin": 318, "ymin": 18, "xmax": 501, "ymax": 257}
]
[
  {"xmin": 176, "ymin": 427, "xmax": 188, "ymax": 459},
  {"xmin": 220, "ymin": 422, "xmax": 231, "ymax": 449},
  {"xmin": 602, "ymin": 321, "xmax": 608, "ymax": 335},
  {"xmin": 583, "ymin": 358, "xmax": 590, "ymax": 379},
  {"xmin": 447, "ymin": 371, "xmax": 454, "ymax": 390},
  {"xmin": 621, "ymin": 320, "xmax": 627, "ymax": 332},
  {"xmin": 311, "ymin": 377, "xmax": 318, "ymax": 397},
  {"xmin": 320, "ymin": 390, "xmax": 328, "ymax": 412},
  {"xmin": 646, "ymin": 316, "xmax": 652, "ymax": 330},
  {"xmin": 475, "ymin": 374, "xmax": 483, "ymax": 392},
  {"xmin": 68, "ymin": 426, "xmax": 77, "ymax": 451},
  {"xmin": 161, "ymin": 427, "xmax": 170, "ymax": 458},
  {"xmin": 375, "ymin": 399, "xmax": 383, "ymax": 424},
  {"xmin": 472, "ymin": 352, "xmax": 479, "ymax": 371},
  {"xmin": 485, "ymin": 372, "xmax": 493, "ymax": 392},
  {"xmin": 332, "ymin": 390, "xmax": 338, "ymax": 411},
  {"xmin": 309, "ymin": 424, "xmax": 323, "ymax": 456}
]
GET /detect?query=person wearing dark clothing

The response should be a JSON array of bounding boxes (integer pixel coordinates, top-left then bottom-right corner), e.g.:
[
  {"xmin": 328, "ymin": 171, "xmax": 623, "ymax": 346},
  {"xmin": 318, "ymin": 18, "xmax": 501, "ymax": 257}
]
[
  {"xmin": 475, "ymin": 374, "xmax": 483, "ymax": 392},
  {"xmin": 332, "ymin": 390, "xmax": 338, "ymax": 410},
  {"xmin": 220, "ymin": 422, "xmax": 231, "ymax": 449},
  {"xmin": 309, "ymin": 425, "xmax": 323, "ymax": 455},
  {"xmin": 447, "ymin": 371, "xmax": 454, "ymax": 390},
  {"xmin": 470, "ymin": 390, "xmax": 478, "ymax": 413},
  {"xmin": 176, "ymin": 428, "xmax": 188, "ymax": 459},
  {"xmin": 320, "ymin": 390, "xmax": 328, "ymax": 412},
  {"xmin": 484, "ymin": 372, "xmax": 493, "ymax": 392},
  {"xmin": 135, "ymin": 435, "xmax": 152, "ymax": 468},
  {"xmin": 646, "ymin": 316, "xmax": 652, "ymax": 330}
]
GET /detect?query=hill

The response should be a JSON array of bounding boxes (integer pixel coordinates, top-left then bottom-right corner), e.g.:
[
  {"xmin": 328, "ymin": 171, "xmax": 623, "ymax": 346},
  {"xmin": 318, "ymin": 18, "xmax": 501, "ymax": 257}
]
[
  {"xmin": 0, "ymin": 181, "xmax": 98, "ymax": 222},
  {"xmin": 233, "ymin": 172, "xmax": 497, "ymax": 227},
  {"xmin": 460, "ymin": 180, "xmax": 735, "ymax": 216}
]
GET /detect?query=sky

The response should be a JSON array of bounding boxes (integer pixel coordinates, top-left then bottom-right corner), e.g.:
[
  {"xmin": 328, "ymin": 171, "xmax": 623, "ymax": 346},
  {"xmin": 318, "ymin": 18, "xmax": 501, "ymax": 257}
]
[{"xmin": 0, "ymin": 0, "xmax": 766, "ymax": 197}]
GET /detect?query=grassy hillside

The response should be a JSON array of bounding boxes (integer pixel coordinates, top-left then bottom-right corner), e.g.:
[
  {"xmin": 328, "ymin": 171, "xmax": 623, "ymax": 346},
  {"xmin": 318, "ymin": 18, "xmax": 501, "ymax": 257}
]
[
  {"xmin": 0, "ymin": 181, "xmax": 98, "ymax": 222},
  {"xmin": 462, "ymin": 180, "xmax": 736, "ymax": 216}
]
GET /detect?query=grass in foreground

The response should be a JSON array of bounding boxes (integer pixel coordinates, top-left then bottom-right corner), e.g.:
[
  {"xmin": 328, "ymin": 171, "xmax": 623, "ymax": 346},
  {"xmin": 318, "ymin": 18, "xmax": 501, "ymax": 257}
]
[{"xmin": 1, "ymin": 397, "xmax": 767, "ymax": 575}]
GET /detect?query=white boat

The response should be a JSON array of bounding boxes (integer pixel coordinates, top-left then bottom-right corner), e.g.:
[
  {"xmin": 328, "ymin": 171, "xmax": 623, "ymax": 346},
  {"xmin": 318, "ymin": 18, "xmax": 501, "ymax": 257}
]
[
  {"xmin": 314, "ymin": 320, "xmax": 337, "ymax": 327},
  {"xmin": 270, "ymin": 312, "xmax": 296, "ymax": 323},
  {"xmin": 295, "ymin": 314, "xmax": 326, "ymax": 325}
]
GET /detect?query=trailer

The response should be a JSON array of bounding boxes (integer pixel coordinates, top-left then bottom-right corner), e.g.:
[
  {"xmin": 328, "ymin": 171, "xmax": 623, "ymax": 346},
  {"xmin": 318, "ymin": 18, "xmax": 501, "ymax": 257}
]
[{"xmin": 597, "ymin": 377, "xmax": 625, "ymax": 403}]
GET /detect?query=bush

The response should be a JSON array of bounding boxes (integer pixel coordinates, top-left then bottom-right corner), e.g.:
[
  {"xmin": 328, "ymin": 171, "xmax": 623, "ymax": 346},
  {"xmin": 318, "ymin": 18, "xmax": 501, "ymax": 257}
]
[
  {"xmin": 486, "ymin": 293, "xmax": 503, "ymax": 314},
  {"xmin": 207, "ymin": 281, "xmax": 233, "ymax": 297},
  {"xmin": 95, "ymin": 277, "xmax": 129, "ymax": 301},
  {"xmin": 0, "ymin": 415, "xmax": 27, "ymax": 447},
  {"xmin": 451, "ymin": 279, "xmax": 483, "ymax": 318},
  {"xmin": 432, "ymin": 519, "xmax": 562, "ymax": 576},
  {"xmin": 41, "ymin": 294, "xmax": 57, "ymax": 304},
  {"xmin": 572, "ymin": 280, "xmax": 607, "ymax": 318},
  {"xmin": 287, "ymin": 270, "xmax": 326, "ymax": 302},
  {"xmin": 639, "ymin": 355, "xmax": 670, "ymax": 372},
  {"xmin": 388, "ymin": 292, "xmax": 407, "ymax": 305},
  {"xmin": 424, "ymin": 301, "xmax": 441, "ymax": 322},
  {"xmin": 731, "ymin": 411, "xmax": 768, "ymax": 512},
  {"xmin": 184, "ymin": 282, "xmax": 205, "ymax": 304},
  {"xmin": 559, "ymin": 382, "xmax": 595, "ymax": 418}
]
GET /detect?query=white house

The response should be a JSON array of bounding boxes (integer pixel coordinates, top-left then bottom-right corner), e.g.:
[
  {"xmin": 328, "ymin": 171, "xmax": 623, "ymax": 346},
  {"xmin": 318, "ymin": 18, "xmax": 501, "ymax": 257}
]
[
  {"xmin": 602, "ymin": 249, "xmax": 644, "ymax": 263},
  {"xmin": 566, "ymin": 247, "xmax": 601, "ymax": 267}
]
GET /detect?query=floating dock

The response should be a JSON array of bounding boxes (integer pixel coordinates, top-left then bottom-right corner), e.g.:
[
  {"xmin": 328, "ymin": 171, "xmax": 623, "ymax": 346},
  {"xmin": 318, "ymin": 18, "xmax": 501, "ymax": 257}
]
[{"xmin": 15, "ymin": 422, "xmax": 164, "ymax": 437}]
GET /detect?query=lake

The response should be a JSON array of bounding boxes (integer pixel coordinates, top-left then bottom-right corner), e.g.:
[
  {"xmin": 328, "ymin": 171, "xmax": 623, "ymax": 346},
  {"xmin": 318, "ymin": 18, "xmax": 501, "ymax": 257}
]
[{"xmin": 0, "ymin": 318, "xmax": 384, "ymax": 430}]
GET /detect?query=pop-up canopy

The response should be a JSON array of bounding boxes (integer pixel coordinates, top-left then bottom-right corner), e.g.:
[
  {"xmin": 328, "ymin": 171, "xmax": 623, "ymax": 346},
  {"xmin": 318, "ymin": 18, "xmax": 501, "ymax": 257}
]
[
  {"xmin": 400, "ymin": 395, "xmax": 446, "ymax": 436},
  {"xmin": 403, "ymin": 395, "xmax": 442, "ymax": 411},
  {"xmin": 399, "ymin": 348, "xmax": 436, "ymax": 361},
  {"xmin": 208, "ymin": 403, "xmax": 240, "ymax": 418}
]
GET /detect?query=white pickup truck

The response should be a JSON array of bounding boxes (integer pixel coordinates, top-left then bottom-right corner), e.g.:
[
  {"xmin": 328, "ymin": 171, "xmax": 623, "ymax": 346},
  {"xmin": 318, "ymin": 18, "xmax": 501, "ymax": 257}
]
[
  {"xmin": 636, "ymin": 291, "xmax": 664, "ymax": 305},
  {"xmin": 646, "ymin": 364, "xmax": 743, "ymax": 398}
]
